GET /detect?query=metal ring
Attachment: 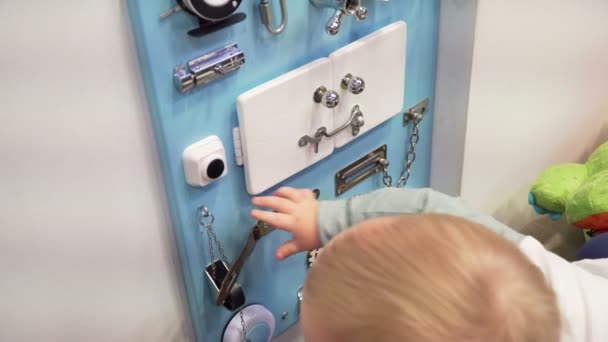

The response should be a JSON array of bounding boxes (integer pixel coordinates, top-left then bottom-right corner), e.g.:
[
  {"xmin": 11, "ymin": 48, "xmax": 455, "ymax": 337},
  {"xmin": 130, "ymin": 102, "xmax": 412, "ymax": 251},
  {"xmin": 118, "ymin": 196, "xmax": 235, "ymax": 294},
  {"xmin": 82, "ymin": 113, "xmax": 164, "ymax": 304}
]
[{"xmin": 198, "ymin": 206, "xmax": 215, "ymax": 227}]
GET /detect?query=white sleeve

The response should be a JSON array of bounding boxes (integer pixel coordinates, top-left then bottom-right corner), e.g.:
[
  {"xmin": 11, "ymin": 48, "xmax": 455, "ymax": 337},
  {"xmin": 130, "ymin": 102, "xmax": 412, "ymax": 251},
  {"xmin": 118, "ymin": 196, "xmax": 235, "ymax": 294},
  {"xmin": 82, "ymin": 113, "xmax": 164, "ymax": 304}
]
[
  {"xmin": 518, "ymin": 237, "xmax": 608, "ymax": 342},
  {"xmin": 573, "ymin": 258, "xmax": 608, "ymax": 279}
]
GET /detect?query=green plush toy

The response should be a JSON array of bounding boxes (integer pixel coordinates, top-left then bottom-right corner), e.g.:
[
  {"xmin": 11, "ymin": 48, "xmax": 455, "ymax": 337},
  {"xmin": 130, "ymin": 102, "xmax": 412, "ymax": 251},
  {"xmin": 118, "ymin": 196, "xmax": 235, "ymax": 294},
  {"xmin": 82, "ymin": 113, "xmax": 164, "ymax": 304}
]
[{"xmin": 529, "ymin": 142, "xmax": 608, "ymax": 239}]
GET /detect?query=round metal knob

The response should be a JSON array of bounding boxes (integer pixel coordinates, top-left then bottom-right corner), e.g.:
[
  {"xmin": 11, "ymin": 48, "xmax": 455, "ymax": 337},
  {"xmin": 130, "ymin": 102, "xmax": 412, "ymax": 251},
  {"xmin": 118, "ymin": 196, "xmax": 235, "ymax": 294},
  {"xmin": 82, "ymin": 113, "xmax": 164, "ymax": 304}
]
[
  {"xmin": 313, "ymin": 86, "xmax": 340, "ymax": 108},
  {"xmin": 342, "ymin": 74, "xmax": 366, "ymax": 95},
  {"xmin": 354, "ymin": 6, "xmax": 368, "ymax": 20}
]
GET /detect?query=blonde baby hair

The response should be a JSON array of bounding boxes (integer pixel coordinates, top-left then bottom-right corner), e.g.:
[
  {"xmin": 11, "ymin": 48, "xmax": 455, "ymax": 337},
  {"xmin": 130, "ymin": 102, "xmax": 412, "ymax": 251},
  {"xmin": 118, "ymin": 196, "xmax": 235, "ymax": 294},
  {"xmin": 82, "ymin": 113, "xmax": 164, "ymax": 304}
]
[{"xmin": 302, "ymin": 214, "xmax": 560, "ymax": 342}]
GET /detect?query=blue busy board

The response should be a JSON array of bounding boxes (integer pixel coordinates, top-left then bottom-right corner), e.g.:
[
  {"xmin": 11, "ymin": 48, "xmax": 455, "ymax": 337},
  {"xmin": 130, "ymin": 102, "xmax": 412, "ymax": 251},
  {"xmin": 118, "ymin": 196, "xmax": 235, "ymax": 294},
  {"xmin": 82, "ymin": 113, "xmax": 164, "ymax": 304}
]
[{"xmin": 126, "ymin": 1, "xmax": 439, "ymax": 341}]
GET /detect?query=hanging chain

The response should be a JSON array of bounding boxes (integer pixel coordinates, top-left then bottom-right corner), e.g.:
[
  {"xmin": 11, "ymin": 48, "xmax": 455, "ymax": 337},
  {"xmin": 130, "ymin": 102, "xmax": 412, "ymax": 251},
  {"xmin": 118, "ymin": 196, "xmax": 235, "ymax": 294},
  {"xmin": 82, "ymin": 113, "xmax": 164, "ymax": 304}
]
[
  {"xmin": 396, "ymin": 113, "xmax": 422, "ymax": 188},
  {"xmin": 198, "ymin": 207, "xmax": 249, "ymax": 341},
  {"xmin": 198, "ymin": 206, "xmax": 232, "ymax": 278},
  {"xmin": 381, "ymin": 111, "xmax": 423, "ymax": 188},
  {"xmin": 240, "ymin": 310, "xmax": 249, "ymax": 342}
]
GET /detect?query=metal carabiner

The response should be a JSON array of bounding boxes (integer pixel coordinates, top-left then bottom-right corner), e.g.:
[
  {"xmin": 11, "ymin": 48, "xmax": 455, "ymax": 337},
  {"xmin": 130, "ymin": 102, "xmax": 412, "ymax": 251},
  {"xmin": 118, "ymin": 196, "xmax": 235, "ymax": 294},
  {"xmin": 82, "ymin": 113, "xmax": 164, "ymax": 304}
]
[{"xmin": 259, "ymin": 0, "xmax": 288, "ymax": 35}]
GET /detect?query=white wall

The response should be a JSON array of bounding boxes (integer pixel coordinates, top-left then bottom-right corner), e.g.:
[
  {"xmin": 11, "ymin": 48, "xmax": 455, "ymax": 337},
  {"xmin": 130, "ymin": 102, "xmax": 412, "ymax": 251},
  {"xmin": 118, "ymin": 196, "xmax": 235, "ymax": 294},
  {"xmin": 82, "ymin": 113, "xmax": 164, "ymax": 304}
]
[
  {"xmin": 431, "ymin": 0, "xmax": 608, "ymax": 258},
  {"xmin": 0, "ymin": 2, "xmax": 193, "ymax": 342},
  {"xmin": 433, "ymin": 0, "xmax": 608, "ymax": 234},
  {"xmin": 431, "ymin": 0, "xmax": 478, "ymax": 197}
]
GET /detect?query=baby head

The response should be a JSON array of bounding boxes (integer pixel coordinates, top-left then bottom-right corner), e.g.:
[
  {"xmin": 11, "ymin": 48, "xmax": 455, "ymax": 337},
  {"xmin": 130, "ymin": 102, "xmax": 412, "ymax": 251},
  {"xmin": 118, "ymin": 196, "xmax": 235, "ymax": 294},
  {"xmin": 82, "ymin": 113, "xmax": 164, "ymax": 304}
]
[{"xmin": 301, "ymin": 214, "xmax": 560, "ymax": 342}]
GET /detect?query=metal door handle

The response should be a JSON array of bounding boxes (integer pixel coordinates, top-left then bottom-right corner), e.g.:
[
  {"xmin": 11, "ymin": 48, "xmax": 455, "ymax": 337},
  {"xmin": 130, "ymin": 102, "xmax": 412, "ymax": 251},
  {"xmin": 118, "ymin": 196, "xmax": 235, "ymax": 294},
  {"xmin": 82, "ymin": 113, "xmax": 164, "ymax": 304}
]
[{"xmin": 299, "ymin": 105, "xmax": 365, "ymax": 153}]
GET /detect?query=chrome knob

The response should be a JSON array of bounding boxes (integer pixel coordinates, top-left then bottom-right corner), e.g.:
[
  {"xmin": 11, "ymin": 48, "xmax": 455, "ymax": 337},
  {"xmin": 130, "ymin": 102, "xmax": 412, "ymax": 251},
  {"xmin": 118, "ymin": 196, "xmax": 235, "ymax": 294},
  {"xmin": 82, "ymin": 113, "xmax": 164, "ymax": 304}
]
[
  {"xmin": 341, "ymin": 74, "xmax": 366, "ymax": 95},
  {"xmin": 313, "ymin": 86, "xmax": 340, "ymax": 108},
  {"xmin": 354, "ymin": 6, "xmax": 368, "ymax": 20}
]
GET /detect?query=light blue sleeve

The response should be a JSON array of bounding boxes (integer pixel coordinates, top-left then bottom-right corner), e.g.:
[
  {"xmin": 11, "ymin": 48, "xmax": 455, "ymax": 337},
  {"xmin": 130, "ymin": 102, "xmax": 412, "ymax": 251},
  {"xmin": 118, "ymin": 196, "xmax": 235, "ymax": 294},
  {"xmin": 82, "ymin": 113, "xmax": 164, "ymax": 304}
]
[{"xmin": 317, "ymin": 187, "xmax": 525, "ymax": 245}]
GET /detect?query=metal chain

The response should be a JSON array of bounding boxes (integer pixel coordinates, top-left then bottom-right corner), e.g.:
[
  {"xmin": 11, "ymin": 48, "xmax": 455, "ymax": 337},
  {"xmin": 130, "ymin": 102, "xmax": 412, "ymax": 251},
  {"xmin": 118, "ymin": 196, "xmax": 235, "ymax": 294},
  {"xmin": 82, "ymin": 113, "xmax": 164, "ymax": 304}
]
[
  {"xmin": 240, "ymin": 310, "xmax": 249, "ymax": 342},
  {"xmin": 381, "ymin": 112, "xmax": 422, "ymax": 188},
  {"xmin": 198, "ymin": 207, "xmax": 249, "ymax": 341},
  {"xmin": 198, "ymin": 207, "xmax": 231, "ymax": 274},
  {"xmin": 396, "ymin": 114, "xmax": 422, "ymax": 188}
]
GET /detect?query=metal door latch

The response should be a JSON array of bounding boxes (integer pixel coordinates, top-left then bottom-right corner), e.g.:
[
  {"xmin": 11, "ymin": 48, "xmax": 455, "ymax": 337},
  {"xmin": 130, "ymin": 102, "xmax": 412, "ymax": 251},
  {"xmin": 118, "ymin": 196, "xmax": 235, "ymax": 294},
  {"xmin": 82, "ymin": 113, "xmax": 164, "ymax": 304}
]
[
  {"xmin": 299, "ymin": 105, "xmax": 365, "ymax": 153},
  {"xmin": 174, "ymin": 43, "xmax": 245, "ymax": 94},
  {"xmin": 403, "ymin": 98, "xmax": 430, "ymax": 126},
  {"xmin": 335, "ymin": 145, "xmax": 388, "ymax": 195}
]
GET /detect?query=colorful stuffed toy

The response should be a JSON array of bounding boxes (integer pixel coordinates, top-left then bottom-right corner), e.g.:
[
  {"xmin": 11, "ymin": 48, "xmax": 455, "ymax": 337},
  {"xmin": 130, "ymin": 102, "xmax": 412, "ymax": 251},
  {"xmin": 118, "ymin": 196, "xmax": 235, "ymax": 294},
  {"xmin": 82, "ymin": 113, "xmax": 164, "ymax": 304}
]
[{"xmin": 528, "ymin": 141, "xmax": 608, "ymax": 259}]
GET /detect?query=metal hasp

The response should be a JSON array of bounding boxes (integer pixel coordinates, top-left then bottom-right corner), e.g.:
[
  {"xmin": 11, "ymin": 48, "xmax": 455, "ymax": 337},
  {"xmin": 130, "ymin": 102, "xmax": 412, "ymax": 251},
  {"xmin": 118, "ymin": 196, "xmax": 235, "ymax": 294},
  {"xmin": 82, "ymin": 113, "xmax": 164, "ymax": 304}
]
[
  {"xmin": 335, "ymin": 145, "xmax": 388, "ymax": 196},
  {"xmin": 260, "ymin": 0, "xmax": 288, "ymax": 35},
  {"xmin": 173, "ymin": 44, "xmax": 245, "ymax": 94},
  {"xmin": 403, "ymin": 97, "xmax": 430, "ymax": 126},
  {"xmin": 310, "ymin": 0, "xmax": 390, "ymax": 35},
  {"xmin": 299, "ymin": 105, "xmax": 365, "ymax": 153}
]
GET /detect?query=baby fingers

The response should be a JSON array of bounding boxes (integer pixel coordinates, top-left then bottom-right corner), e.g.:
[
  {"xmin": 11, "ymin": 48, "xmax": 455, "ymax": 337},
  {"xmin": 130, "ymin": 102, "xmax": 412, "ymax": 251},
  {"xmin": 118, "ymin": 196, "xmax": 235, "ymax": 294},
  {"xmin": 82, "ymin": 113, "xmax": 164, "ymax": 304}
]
[
  {"xmin": 252, "ymin": 195, "xmax": 295, "ymax": 213},
  {"xmin": 251, "ymin": 209, "xmax": 296, "ymax": 231}
]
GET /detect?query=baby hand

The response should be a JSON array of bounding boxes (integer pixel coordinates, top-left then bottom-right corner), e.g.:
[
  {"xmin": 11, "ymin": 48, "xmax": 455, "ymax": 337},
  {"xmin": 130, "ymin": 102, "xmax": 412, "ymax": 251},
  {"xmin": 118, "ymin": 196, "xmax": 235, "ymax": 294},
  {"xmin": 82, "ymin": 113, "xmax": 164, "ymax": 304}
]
[{"xmin": 251, "ymin": 187, "xmax": 321, "ymax": 260}]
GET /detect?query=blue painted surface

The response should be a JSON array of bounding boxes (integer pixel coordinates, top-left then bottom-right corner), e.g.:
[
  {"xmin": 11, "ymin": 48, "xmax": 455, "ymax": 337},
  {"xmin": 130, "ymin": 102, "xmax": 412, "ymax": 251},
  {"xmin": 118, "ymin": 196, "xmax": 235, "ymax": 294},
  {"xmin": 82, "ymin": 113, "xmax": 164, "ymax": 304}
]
[{"xmin": 126, "ymin": 1, "xmax": 439, "ymax": 341}]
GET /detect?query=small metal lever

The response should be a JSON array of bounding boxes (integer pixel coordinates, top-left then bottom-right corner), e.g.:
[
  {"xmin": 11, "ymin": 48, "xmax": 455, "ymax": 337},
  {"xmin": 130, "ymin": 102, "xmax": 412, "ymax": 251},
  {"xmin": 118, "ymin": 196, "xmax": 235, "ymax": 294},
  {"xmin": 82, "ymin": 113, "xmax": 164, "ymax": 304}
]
[
  {"xmin": 310, "ymin": 0, "xmax": 369, "ymax": 35},
  {"xmin": 327, "ymin": 10, "xmax": 345, "ymax": 35},
  {"xmin": 313, "ymin": 86, "xmax": 340, "ymax": 108},
  {"xmin": 216, "ymin": 189, "xmax": 320, "ymax": 305},
  {"xmin": 299, "ymin": 105, "xmax": 365, "ymax": 153},
  {"xmin": 341, "ymin": 73, "xmax": 366, "ymax": 95}
]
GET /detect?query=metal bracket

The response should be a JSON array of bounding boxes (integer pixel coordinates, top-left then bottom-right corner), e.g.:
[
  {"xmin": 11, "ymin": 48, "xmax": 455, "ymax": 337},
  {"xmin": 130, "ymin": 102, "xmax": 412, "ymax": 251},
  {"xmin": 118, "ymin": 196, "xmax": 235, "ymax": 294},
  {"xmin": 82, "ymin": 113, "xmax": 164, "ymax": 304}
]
[
  {"xmin": 205, "ymin": 260, "xmax": 246, "ymax": 311},
  {"xmin": 335, "ymin": 145, "xmax": 388, "ymax": 196},
  {"xmin": 299, "ymin": 105, "xmax": 365, "ymax": 153},
  {"xmin": 174, "ymin": 43, "xmax": 245, "ymax": 94},
  {"xmin": 403, "ymin": 97, "xmax": 430, "ymax": 126}
]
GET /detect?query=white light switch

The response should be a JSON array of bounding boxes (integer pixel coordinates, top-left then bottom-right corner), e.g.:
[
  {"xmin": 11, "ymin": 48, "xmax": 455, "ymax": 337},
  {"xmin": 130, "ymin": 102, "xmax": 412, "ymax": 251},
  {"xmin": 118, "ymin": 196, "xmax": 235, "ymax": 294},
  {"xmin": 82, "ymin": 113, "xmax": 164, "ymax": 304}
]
[{"xmin": 330, "ymin": 21, "xmax": 407, "ymax": 148}]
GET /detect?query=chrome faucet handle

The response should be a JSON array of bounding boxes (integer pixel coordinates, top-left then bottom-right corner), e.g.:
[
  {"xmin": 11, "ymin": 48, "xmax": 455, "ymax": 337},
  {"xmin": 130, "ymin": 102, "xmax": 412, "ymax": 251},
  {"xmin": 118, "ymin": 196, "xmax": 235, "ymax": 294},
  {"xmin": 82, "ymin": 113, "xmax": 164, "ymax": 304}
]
[
  {"xmin": 313, "ymin": 86, "xmax": 340, "ymax": 108},
  {"xmin": 326, "ymin": 9, "xmax": 345, "ymax": 35},
  {"xmin": 353, "ymin": 6, "xmax": 368, "ymax": 20},
  {"xmin": 341, "ymin": 74, "xmax": 366, "ymax": 95}
]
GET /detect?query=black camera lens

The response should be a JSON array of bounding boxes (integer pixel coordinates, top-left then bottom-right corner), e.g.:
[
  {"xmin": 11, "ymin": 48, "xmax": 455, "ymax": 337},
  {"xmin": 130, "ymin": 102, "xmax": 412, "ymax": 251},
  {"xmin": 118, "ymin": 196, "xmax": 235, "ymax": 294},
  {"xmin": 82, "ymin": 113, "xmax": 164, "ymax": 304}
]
[{"xmin": 206, "ymin": 159, "xmax": 225, "ymax": 179}]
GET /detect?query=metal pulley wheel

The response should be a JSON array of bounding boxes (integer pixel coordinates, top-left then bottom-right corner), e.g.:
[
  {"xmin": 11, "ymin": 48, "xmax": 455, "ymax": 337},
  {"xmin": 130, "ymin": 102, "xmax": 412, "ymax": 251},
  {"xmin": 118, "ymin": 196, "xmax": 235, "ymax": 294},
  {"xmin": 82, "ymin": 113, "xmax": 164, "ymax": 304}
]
[{"xmin": 223, "ymin": 305, "xmax": 276, "ymax": 342}]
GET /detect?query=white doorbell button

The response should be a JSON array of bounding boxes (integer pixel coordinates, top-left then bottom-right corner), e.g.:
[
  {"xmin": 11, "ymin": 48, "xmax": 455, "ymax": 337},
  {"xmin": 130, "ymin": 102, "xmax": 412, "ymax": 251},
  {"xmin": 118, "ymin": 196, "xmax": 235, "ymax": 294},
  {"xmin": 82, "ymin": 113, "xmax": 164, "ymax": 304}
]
[{"xmin": 183, "ymin": 136, "xmax": 228, "ymax": 187}]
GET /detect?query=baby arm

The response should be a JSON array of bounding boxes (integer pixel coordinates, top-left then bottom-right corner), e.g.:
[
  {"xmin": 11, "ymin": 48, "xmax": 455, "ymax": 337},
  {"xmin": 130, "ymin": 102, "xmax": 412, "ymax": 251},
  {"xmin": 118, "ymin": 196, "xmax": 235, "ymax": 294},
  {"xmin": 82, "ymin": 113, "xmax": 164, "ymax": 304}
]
[
  {"xmin": 318, "ymin": 187, "xmax": 525, "ymax": 245},
  {"xmin": 251, "ymin": 187, "xmax": 525, "ymax": 260}
]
